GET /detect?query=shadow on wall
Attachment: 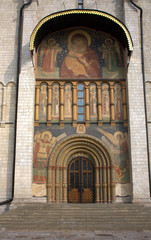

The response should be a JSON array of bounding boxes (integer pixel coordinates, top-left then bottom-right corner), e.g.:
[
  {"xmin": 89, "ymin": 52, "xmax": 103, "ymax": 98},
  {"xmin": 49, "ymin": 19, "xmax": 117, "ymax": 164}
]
[
  {"xmin": 111, "ymin": 0, "xmax": 124, "ymax": 23},
  {"xmin": 4, "ymin": 0, "xmax": 30, "ymax": 85},
  {"xmin": 0, "ymin": 82, "xmax": 16, "ymax": 201},
  {"xmin": 5, "ymin": 83, "xmax": 16, "ymax": 200}
]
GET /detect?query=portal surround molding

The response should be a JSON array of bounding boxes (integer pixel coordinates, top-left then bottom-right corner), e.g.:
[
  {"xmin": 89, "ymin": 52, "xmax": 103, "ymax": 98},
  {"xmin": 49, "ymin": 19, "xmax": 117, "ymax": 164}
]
[{"xmin": 47, "ymin": 134, "xmax": 115, "ymax": 203}]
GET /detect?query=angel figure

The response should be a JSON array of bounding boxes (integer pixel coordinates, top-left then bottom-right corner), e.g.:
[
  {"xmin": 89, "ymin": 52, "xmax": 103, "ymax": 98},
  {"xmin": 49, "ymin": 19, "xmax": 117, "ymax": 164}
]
[
  {"xmin": 96, "ymin": 128, "xmax": 129, "ymax": 179},
  {"xmin": 34, "ymin": 131, "xmax": 57, "ymax": 183}
]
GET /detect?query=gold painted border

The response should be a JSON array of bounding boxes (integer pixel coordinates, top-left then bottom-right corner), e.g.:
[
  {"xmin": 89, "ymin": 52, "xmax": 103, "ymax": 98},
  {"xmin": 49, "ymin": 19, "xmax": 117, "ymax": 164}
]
[{"xmin": 30, "ymin": 10, "xmax": 133, "ymax": 52}]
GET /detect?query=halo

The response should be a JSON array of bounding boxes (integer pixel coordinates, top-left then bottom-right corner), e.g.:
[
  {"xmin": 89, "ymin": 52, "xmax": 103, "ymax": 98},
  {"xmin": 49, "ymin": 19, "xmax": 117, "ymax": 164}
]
[
  {"xmin": 68, "ymin": 30, "xmax": 91, "ymax": 49},
  {"xmin": 48, "ymin": 38, "xmax": 56, "ymax": 46},
  {"xmin": 115, "ymin": 84, "xmax": 121, "ymax": 90},
  {"xmin": 34, "ymin": 132, "xmax": 41, "ymax": 141},
  {"xmin": 114, "ymin": 131, "xmax": 124, "ymax": 140},
  {"xmin": 41, "ymin": 131, "xmax": 52, "ymax": 141},
  {"xmin": 105, "ymin": 38, "xmax": 113, "ymax": 45},
  {"xmin": 102, "ymin": 83, "xmax": 109, "ymax": 90}
]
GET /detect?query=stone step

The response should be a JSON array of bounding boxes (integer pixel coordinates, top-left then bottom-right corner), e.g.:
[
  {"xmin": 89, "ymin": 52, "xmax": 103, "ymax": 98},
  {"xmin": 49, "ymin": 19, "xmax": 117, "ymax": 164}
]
[{"xmin": 0, "ymin": 203, "xmax": 151, "ymax": 231}]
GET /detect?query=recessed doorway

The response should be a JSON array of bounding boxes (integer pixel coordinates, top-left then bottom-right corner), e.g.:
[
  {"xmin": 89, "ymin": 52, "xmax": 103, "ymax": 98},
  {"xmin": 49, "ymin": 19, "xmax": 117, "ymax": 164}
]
[{"xmin": 68, "ymin": 157, "xmax": 94, "ymax": 203}]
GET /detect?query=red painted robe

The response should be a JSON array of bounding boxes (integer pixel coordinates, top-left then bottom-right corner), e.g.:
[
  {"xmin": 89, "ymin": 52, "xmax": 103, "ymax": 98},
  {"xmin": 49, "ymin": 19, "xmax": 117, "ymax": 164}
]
[
  {"xmin": 61, "ymin": 47, "xmax": 101, "ymax": 79},
  {"xmin": 34, "ymin": 139, "xmax": 51, "ymax": 169},
  {"xmin": 43, "ymin": 48, "xmax": 58, "ymax": 73}
]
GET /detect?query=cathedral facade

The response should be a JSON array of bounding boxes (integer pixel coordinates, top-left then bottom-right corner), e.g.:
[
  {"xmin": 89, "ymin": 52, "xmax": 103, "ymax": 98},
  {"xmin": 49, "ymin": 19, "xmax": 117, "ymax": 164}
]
[{"xmin": 0, "ymin": 0, "xmax": 151, "ymax": 206}]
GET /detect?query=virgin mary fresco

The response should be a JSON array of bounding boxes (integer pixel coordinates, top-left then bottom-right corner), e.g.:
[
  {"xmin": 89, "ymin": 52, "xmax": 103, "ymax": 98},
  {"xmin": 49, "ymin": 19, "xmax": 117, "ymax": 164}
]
[
  {"xmin": 60, "ymin": 30, "xmax": 101, "ymax": 79},
  {"xmin": 36, "ymin": 28, "xmax": 124, "ymax": 79}
]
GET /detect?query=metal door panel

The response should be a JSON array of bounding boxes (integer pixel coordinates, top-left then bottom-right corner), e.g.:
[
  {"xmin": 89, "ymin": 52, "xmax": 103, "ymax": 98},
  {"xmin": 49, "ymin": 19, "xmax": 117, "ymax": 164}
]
[{"xmin": 68, "ymin": 157, "xmax": 94, "ymax": 203}]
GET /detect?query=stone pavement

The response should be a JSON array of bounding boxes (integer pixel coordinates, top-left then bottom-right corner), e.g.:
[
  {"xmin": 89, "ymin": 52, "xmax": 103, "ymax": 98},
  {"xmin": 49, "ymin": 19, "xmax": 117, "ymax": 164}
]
[{"xmin": 0, "ymin": 230, "xmax": 151, "ymax": 240}]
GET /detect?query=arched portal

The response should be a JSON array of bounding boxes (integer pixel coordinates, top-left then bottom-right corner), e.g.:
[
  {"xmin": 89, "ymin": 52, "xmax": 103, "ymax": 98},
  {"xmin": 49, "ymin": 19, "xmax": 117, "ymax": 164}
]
[
  {"xmin": 47, "ymin": 135, "xmax": 115, "ymax": 203},
  {"xmin": 32, "ymin": 9, "xmax": 132, "ymax": 203}
]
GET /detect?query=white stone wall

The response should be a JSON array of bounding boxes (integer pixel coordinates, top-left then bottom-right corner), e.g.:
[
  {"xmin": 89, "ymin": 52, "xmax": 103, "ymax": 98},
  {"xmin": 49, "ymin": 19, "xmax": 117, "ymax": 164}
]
[
  {"xmin": 86, "ymin": 0, "xmax": 124, "ymax": 22},
  {"xmin": 0, "ymin": 83, "xmax": 16, "ymax": 201},
  {"xmin": 0, "ymin": 0, "xmax": 151, "ymax": 203},
  {"xmin": 14, "ymin": 1, "xmax": 37, "ymax": 200},
  {"xmin": 13, "ymin": 0, "xmax": 128, "ymax": 201},
  {"xmin": 0, "ymin": 0, "xmax": 21, "ymax": 201},
  {"xmin": 35, "ymin": 0, "xmax": 124, "ymax": 24},
  {"xmin": 124, "ymin": 0, "xmax": 150, "ymax": 201},
  {"xmin": 138, "ymin": 0, "xmax": 151, "ymax": 195}
]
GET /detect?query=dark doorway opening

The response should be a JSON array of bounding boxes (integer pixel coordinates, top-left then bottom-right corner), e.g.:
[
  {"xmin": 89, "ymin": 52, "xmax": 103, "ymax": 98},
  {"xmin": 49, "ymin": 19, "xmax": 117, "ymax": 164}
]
[{"xmin": 68, "ymin": 157, "xmax": 94, "ymax": 203}]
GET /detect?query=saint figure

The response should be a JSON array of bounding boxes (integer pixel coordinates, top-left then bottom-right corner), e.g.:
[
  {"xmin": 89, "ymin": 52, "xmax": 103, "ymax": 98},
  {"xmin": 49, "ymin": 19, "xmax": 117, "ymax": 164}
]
[{"xmin": 61, "ymin": 31, "xmax": 101, "ymax": 79}]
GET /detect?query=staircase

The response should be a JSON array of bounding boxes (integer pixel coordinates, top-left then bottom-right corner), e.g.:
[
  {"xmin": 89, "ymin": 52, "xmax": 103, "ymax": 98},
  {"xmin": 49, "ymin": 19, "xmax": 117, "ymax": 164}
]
[{"xmin": 0, "ymin": 203, "xmax": 151, "ymax": 231}]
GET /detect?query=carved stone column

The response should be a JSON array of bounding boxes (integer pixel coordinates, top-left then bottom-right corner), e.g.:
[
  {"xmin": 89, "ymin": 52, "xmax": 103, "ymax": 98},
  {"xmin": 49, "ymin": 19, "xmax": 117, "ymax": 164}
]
[
  {"xmin": 122, "ymin": 82, "xmax": 128, "ymax": 126},
  {"xmin": 55, "ymin": 167, "xmax": 60, "ymax": 203},
  {"xmin": 97, "ymin": 83, "xmax": 102, "ymax": 126},
  {"xmin": 59, "ymin": 167, "xmax": 63, "ymax": 203},
  {"xmin": 95, "ymin": 167, "xmax": 100, "ymax": 203},
  {"xmin": 62, "ymin": 167, "xmax": 67, "ymax": 202},
  {"xmin": 107, "ymin": 166, "xmax": 111, "ymax": 203},
  {"xmin": 103, "ymin": 167, "xmax": 108, "ymax": 202},
  {"xmin": 110, "ymin": 82, "xmax": 115, "ymax": 126},
  {"xmin": 111, "ymin": 183, "xmax": 116, "ymax": 202},
  {"xmin": 73, "ymin": 83, "xmax": 77, "ymax": 127},
  {"xmin": 47, "ymin": 166, "xmax": 53, "ymax": 202},
  {"xmin": 47, "ymin": 84, "xmax": 52, "ymax": 126},
  {"xmin": 52, "ymin": 166, "xmax": 56, "ymax": 203},
  {"xmin": 110, "ymin": 165, "xmax": 115, "ymax": 202},
  {"xmin": 85, "ymin": 84, "xmax": 90, "ymax": 127},
  {"xmin": 100, "ymin": 167, "xmax": 103, "ymax": 203},
  {"xmin": 35, "ymin": 85, "xmax": 40, "ymax": 126}
]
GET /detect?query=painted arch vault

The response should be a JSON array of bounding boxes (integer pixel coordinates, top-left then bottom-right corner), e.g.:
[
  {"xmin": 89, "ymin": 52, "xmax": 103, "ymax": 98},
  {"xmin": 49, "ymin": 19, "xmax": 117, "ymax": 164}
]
[{"xmin": 32, "ymin": 24, "xmax": 131, "ymax": 202}]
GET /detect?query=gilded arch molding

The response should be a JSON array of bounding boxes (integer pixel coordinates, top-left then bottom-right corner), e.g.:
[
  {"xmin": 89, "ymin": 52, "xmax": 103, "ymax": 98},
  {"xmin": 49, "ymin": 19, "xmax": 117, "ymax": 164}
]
[{"xmin": 30, "ymin": 9, "xmax": 133, "ymax": 54}]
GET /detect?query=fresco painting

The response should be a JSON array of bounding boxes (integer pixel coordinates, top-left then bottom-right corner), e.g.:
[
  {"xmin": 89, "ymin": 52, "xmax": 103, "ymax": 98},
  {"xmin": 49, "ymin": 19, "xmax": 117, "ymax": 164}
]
[
  {"xmin": 33, "ymin": 131, "xmax": 57, "ymax": 184},
  {"xmin": 39, "ymin": 83, "xmax": 47, "ymax": 122},
  {"xmin": 36, "ymin": 28, "xmax": 125, "ymax": 79},
  {"xmin": 98, "ymin": 38, "xmax": 124, "ymax": 78},
  {"xmin": 60, "ymin": 30, "xmax": 101, "ymax": 79},
  {"xmin": 37, "ymin": 38, "xmax": 62, "ymax": 78},
  {"xmin": 33, "ymin": 124, "xmax": 130, "ymax": 197},
  {"xmin": 96, "ymin": 128, "xmax": 130, "ymax": 182},
  {"xmin": 101, "ymin": 83, "xmax": 110, "ymax": 121},
  {"xmin": 32, "ymin": 129, "xmax": 67, "ymax": 197},
  {"xmin": 64, "ymin": 84, "xmax": 72, "ymax": 120},
  {"xmin": 52, "ymin": 84, "xmax": 59, "ymax": 121},
  {"xmin": 114, "ymin": 83, "xmax": 123, "ymax": 121},
  {"xmin": 90, "ymin": 84, "xmax": 97, "ymax": 120}
]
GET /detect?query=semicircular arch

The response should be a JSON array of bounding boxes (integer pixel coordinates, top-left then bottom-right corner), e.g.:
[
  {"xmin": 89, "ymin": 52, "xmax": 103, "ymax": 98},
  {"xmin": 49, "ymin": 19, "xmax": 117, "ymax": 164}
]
[
  {"xmin": 30, "ymin": 9, "xmax": 133, "ymax": 55},
  {"xmin": 48, "ymin": 134, "xmax": 112, "ymax": 167}
]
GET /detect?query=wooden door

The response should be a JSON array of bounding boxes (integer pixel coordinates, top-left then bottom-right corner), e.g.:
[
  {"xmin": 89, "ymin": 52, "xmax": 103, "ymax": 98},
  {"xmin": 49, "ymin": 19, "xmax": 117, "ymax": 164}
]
[{"xmin": 68, "ymin": 157, "xmax": 94, "ymax": 203}]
